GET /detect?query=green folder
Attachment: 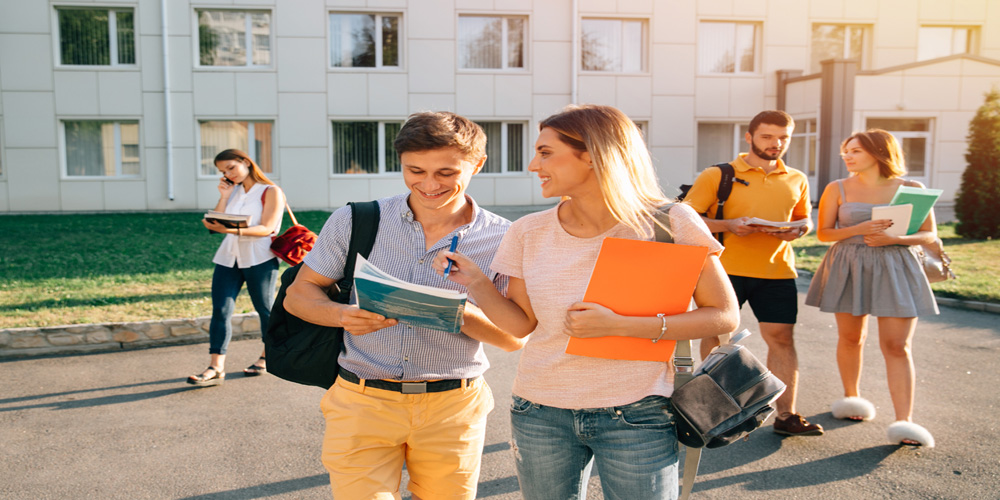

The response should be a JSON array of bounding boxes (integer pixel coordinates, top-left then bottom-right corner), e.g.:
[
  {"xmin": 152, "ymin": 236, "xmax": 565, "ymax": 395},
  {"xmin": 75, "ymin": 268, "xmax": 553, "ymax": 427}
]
[{"xmin": 889, "ymin": 186, "xmax": 942, "ymax": 235}]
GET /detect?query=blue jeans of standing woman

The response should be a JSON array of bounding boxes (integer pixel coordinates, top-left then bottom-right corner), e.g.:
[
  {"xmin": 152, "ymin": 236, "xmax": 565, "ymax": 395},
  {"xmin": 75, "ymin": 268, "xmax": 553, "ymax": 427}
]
[
  {"xmin": 510, "ymin": 394, "xmax": 679, "ymax": 500},
  {"xmin": 209, "ymin": 258, "xmax": 279, "ymax": 355}
]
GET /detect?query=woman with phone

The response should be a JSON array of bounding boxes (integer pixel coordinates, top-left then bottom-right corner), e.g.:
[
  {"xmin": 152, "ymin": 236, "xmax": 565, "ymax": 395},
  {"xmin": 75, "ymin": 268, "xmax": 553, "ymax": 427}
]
[
  {"xmin": 804, "ymin": 129, "xmax": 938, "ymax": 447},
  {"xmin": 189, "ymin": 149, "xmax": 284, "ymax": 386},
  {"xmin": 433, "ymin": 105, "xmax": 739, "ymax": 499}
]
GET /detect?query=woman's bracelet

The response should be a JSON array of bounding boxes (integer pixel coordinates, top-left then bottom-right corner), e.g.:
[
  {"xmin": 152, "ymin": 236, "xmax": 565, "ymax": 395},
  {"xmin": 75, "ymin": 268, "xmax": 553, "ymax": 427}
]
[
  {"xmin": 652, "ymin": 313, "xmax": 667, "ymax": 343},
  {"xmin": 236, "ymin": 227, "xmax": 241, "ymax": 236}
]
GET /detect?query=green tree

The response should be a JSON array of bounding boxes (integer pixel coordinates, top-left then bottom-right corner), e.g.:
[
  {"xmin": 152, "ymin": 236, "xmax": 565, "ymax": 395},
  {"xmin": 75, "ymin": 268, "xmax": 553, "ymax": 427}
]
[{"xmin": 955, "ymin": 88, "xmax": 1000, "ymax": 239}]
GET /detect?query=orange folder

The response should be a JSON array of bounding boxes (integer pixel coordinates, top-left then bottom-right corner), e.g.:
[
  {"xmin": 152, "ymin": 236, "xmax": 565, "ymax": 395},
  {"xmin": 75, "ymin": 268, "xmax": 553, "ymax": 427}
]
[{"xmin": 565, "ymin": 237, "xmax": 709, "ymax": 362}]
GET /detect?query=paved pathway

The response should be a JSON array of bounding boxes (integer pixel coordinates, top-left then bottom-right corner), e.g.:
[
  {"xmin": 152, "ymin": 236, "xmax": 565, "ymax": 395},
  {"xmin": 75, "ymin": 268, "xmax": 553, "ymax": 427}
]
[{"xmin": 2, "ymin": 280, "xmax": 998, "ymax": 499}]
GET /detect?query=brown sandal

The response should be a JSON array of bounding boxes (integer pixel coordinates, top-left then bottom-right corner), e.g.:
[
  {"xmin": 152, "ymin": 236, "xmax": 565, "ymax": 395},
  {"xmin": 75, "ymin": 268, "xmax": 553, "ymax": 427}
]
[
  {"xmin": 243, "ymin": 357, "xmax": 267, "ymax": 377},
  {"xmin": 187, "ymin": 366, "xmax": 225, "ymax": 386}
]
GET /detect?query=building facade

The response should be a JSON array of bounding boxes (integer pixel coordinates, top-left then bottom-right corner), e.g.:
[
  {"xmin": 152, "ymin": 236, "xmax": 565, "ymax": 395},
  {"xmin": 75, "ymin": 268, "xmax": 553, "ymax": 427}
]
[{"xmin": 0, "ymin": 0, "xmax": 998, "ymax": 213}]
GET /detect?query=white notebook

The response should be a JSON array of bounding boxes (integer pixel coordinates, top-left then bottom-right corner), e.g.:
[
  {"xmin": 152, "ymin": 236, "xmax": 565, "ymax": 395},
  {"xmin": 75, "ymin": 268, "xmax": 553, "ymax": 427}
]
[{"xmin": 871, "ymin": 204, "xmax": 913, "ymax": 237}]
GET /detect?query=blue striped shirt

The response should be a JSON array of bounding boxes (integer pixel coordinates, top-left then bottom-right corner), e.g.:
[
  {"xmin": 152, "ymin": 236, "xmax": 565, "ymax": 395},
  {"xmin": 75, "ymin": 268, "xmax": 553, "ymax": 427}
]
[{"xmin": 303, "ymin": 193, "xmax": 511, "ymax": 380}]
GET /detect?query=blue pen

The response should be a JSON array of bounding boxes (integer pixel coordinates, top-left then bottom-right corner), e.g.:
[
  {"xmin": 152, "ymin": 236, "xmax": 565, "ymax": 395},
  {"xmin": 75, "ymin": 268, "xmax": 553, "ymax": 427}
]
[{"xmin": 443, "ymin": 235, "xmax": 459, "ymax": 279}]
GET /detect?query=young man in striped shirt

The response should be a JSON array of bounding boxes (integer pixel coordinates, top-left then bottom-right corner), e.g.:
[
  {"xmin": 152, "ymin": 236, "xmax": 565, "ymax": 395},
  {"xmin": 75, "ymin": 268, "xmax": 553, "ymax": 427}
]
[{"xmin": 285, "ymin": 111, "xmax": 524, "ymax": 500}]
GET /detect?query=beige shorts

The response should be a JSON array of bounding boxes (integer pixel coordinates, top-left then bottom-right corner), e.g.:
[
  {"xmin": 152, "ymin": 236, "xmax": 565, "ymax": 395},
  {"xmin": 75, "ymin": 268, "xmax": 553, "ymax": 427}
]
[{"xmin": 320, "ymin": 374, "xmax": 494, "ymax": 500}]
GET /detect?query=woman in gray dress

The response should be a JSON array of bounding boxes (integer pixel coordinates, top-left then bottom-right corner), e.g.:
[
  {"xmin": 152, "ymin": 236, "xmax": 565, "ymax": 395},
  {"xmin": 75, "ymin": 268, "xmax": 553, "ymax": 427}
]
[{"xmin": 805, "ymin": 129, "xmax": 938, "ymax": 447}]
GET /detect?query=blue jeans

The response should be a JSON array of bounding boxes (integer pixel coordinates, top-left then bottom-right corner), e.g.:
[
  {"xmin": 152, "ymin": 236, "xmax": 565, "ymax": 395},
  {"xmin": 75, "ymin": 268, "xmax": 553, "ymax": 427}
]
[
  {"xmin": 209, "ymin": 259, "xmax": 279, "ymax": 355},
  {"xmin": 510, "ymin": 394, "xmax": 679, "ymax": 500}
]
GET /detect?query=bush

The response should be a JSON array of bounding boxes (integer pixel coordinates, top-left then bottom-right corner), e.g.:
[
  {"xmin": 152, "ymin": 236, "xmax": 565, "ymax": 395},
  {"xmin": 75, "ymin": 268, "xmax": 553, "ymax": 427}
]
[{"xmin": 955, "ymin": 88, "xmax": 1000, "ymax": 239}]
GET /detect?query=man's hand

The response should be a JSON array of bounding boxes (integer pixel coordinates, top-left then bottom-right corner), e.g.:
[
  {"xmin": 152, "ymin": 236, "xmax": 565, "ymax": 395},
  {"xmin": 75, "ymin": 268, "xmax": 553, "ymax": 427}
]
[
  {"xmin": 339, "ymin": 305, "xmax": 397, "ymax": 335},
  {"xmin": 769, "ymin": 227, "xmax": 806, "ymax": 242},
  {"xmin": 727, "ymin": 217, "xmax": 760, "ymax": 237}
]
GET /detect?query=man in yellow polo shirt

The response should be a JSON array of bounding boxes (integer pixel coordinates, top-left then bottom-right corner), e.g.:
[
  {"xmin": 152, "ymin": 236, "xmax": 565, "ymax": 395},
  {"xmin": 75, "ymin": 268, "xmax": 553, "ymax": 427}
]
[{"xmin": 684, "ymin": 110, "xmax": 822, "ymax": 437}]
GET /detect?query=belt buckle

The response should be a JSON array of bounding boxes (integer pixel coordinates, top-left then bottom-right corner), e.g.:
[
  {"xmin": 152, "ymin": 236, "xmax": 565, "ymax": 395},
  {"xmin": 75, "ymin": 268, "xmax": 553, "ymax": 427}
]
[{"xmin": 401, "ymin": 382, "xmax": 428, "ymax": 394}]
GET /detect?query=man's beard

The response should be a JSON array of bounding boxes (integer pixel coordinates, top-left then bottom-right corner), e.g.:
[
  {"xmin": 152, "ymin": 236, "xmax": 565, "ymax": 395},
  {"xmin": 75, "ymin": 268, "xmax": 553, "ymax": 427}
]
[{"xmin": 751, "ymin": 141, "xmax": 784, "ymax": 161}]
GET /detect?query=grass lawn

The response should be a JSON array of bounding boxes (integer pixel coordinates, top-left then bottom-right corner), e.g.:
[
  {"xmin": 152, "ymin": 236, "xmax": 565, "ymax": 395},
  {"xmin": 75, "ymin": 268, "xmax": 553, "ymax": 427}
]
[{"xmin": 1, "ymin": 213, "xmax": 997, "ymax": 329}]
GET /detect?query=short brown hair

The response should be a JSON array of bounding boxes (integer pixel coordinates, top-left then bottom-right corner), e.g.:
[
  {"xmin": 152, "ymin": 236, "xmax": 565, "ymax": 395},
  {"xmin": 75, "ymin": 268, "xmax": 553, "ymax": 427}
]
[
  {"xmin": 748, "ymin": 110, "xmax": 795, "ymax": 135},
  {"xmin": 393, "ymin": 112, "xmax": 487, "ymax": 161}
]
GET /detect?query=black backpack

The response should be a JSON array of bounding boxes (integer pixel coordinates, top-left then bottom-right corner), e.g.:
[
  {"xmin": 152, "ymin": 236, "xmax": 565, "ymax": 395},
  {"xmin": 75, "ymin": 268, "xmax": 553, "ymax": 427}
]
[
  {"xmin": 263, "ymin": 201, "xmax": 380, "ymax": 389},
  {"xmin": 676, "ymin": 163, "xmax": 737, "ymax": 244}
]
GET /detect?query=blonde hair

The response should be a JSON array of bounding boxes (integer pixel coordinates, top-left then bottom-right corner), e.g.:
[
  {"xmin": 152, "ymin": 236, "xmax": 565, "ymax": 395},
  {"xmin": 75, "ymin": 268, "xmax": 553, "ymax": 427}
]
[
  {"xmin": 539, "ymin": 104, "xmax": 669, "ymax": 238},
  {"xmin": 841, "ymin": 129, "xmax": 907, "ymax": 179},
  {"xmin": 214, "ymin": 149, "xmax": 276, "ymax": 186}
]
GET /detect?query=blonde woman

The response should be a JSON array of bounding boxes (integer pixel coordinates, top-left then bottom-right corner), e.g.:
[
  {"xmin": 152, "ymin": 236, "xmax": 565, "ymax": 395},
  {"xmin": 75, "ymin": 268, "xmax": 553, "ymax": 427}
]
[
  {"xmin": 433, "ymin": 105, "xmax": 739, "ymax": 499},
  {"xmin": 805, "ymin": 130, "xmax": 939, "ymax": 447},
  {"xmin": 189, "ymin": 149, "xmax": 284, "ymax": 386}
]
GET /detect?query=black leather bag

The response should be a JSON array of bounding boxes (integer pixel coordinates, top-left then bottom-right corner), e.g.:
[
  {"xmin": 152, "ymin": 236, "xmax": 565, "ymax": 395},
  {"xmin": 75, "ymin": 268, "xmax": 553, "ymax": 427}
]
[
  {"xmin": 263, "ymin": 201, "xmax": 380, "ymax": 389},
  {"xmin": 671, "ymin": 330, "xmax": 786, "ymax": 449}
]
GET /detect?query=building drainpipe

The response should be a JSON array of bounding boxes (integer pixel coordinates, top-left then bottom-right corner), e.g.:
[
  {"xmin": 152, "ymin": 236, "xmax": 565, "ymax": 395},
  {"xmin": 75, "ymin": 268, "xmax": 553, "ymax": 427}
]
[
  {"xmin": 571, "ymin": 0, "xmax": 578, "ymax": 104},
  {"xmin": 161, "ymin": 0, "xmax": 174, "ymax": 201}
]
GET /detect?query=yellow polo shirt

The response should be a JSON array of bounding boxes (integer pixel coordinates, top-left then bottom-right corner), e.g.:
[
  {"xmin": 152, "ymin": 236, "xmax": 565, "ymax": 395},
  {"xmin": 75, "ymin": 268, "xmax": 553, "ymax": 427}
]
[{"xmin": 683, "ymin": 154, "xmax": 811, "ymax": 279}]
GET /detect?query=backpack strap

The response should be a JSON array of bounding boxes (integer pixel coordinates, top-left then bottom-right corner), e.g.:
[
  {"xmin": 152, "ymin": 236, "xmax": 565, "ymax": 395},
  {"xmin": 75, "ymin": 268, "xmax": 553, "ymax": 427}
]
[
  {"xmin": 712, "ymin": 162, "xmax": 736, "ymax": 244},
  {"xmin": 336, "ymin": 201, "xmax": 381, "ymax": 303},
  {"xmin": 655, "ymin": 203, "xmax": 701, "ymax": 500}
]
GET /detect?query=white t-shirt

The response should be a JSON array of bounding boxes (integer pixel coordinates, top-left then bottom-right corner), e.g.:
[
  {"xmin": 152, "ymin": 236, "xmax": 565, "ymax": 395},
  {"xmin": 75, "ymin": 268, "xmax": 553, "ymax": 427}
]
[
  {"xmin": 490, "ymin": 202, "xmax": 723, "ymax": 409},
  {"xmin": 212, "ymin": 183, "xmax": 282, "ymax": 268}
]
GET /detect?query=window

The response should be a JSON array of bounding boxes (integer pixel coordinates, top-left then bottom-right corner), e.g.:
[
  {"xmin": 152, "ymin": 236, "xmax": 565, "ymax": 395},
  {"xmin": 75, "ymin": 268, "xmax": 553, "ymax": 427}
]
[
  {"xmin": 329, "ymin": 13, "xmax": 401, "ymax": 68},
  {"xmin": 63, "ymin": 121, "xmax": 140, "ymax": 177},
  {"xmin": 811, "ymin": 24, "xmax": 868, "ymax": 74},
  {"xmin": 867, "ymin": 118, "xmax": 931, "ymax": 177},
  {"xmin": 332, "ymin": 121, "xmax": 404, "ymax": 174},
  {"xmin": 198, "ymin": 10, "xmax": 271, "ymax": 67},
  {"xmin": 475, "ymin": 122, "xmax": 526, "ymax": 173},
  {"xmin": 786, "ymin": 119, "xmax": 818, "ymax": 177},
  {"xmin": 581, "ymin": 18, "xmax": 647, "ymax": 72},
  {"xmin": 698, "ymin": 21, "xmax": 758, "ymax": 74},
  {"xmin": 459, "ymin": 16, "xmax": 526, "ymax": 70},
  {"xmin": 199, "ymin": 121, "xmax": 273, "ymax": 176},
  {"xmin": 918, "ymin": 26, "xmax": 977, "ymax": 61},
  {"xmin": 56, "ymin": 7, "xmax": 135, "ymax": 66},
  {"xmin": 696, "ymin": 123, "xmax": 748, "ymax": 170}
]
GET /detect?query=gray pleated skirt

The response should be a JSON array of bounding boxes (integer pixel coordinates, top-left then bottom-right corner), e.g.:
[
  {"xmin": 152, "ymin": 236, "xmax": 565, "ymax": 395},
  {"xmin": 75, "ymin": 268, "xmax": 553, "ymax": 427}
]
[{"xmin": 805, "ymin": 242, "xmax": 939, "ymax": 317}]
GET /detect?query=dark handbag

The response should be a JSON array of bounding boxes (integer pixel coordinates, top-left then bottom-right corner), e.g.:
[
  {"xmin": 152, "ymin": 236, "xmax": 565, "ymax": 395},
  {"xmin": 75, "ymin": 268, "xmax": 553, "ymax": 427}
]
[
  {"xmin": 264, "ymin": 201, "xmax": 380, "ymax": 389},
  {"xmin": 671, "ymin": 330, "xmax": 786, "ymax": 449},
  {"xmin": 916, "ymin": 237, "xmax": 956, "ymax": 283},
  {"xmin": 270, "ymin": 202, "xmax": 317, "ymax": 266}
]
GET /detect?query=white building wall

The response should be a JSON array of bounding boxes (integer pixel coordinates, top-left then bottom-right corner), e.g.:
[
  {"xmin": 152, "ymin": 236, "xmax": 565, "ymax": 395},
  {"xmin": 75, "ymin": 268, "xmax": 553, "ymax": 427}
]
[{"xmin": 0, "ymin": 0, "xmax": 998, "ymax": 212}]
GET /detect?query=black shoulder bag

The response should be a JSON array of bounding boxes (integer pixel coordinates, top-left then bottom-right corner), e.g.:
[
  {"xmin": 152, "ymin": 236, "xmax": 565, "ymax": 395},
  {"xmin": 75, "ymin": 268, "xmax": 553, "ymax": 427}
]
[{"xmin": 263, "ymin": 201, "xmax": 380, "ymax": 389}]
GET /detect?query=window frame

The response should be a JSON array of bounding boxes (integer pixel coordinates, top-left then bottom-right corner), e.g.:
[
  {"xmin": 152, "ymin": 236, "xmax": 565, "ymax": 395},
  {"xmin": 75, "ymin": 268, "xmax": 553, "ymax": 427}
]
[
  {"xmin": 788, "ymin": 118, "xmax": 819, "ymax": 177},
  {"xmin": 696, "ymin": 122, "xmax": 749, "ymax": 171},
  {"xmin": 697, "ymin": 20, "xmax": 761, "ymax": 76},
  {"xmin": 579, "ymin": 16, "xmax": 649, "ymax": 74},
  {"xmin": 194, "ymin": 8, "xmax": 274, "ymax": 69},
  {"xmin": 865, "ymin": 117, "xmax": 933, "ymax": 180},
  {"xmin": 917, "ymin": 25, "xmax": 979, "ymax": 61},
  {"xmin": 457, "ymin": 14, "xmax": 529, "ymax": 72},
  {"xmin": 196, "ymin": 119, "xmax": 276, "ymax": 178},
  {"xmin": 809, "ymin": 23, "xmax": 871, "ymax": 74},
  {"xmin": 328, "ymin": 11, "xmax": 404, "ymax": 70},
  {"xmin": 53, "ymin": 5, "xmax": 138, "ymax": 69},
  {"xmin": 329, "ymin": 120, "xmax": 406, "ymax": 176},
  {"xmin": 474, "ymin": 120, "xmax": 529, "ymax": 175},
  {"xmin": 58, "ymin": 118, "xmax": 143, "ymax": 180}
]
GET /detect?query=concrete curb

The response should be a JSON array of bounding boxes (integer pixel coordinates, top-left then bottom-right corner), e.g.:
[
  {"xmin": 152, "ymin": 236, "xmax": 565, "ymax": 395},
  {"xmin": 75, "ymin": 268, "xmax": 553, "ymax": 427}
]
[{"xmin": 0, "ymin": 313, "xmax": 262, "ymax": 360}]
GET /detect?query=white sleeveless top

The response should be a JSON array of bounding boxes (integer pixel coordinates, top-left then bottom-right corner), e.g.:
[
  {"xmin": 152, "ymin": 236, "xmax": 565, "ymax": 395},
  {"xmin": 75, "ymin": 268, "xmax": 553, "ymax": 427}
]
[{"xmin": 212, "ymin": 183, "xmax": 282, "ymax": 268}]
